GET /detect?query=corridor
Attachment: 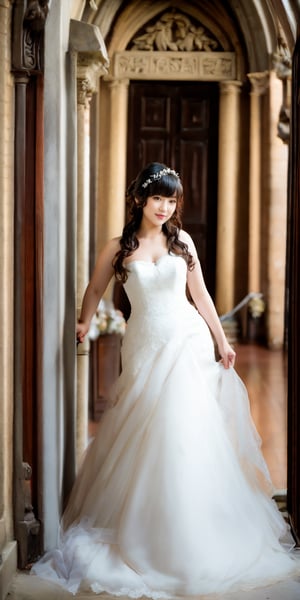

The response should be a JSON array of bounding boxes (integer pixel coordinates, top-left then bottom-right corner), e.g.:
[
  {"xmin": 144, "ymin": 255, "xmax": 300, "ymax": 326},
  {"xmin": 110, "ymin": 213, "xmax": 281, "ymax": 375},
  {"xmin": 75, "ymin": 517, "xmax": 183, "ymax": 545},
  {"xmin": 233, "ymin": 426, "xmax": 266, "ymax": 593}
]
[{"xmin": 6, "ymin": 345, "xmax": 300, "ymax": 599}]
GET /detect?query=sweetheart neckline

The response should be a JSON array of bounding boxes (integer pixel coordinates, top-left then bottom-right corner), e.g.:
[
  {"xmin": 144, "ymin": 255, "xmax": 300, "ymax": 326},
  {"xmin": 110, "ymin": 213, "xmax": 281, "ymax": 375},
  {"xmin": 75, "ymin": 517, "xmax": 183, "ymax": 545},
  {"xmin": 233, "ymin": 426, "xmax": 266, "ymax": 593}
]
[
  {"xmin": 125, "ymin": 254, "xmax": 185, "ymax": 268},
  {"xmin": 125, "ymin": 254, "xmax": 171, "ymax": 267}
]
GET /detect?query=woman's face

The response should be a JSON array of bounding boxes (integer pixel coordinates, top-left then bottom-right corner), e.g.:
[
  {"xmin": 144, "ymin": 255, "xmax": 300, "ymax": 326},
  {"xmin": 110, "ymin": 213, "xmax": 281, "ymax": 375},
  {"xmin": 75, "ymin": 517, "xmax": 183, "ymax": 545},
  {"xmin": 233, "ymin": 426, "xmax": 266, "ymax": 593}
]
[{"xmin": 142, "ymin": 194, "xmax": 177, "ymax": 227}]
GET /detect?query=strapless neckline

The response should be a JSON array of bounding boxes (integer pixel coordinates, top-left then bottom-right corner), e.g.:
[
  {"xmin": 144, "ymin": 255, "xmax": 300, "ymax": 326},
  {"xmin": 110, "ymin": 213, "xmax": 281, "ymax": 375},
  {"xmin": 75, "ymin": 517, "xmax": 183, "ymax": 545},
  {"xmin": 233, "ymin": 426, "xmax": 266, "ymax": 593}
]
[{"xmin": 126, "ymin": 254, "xmax": 183, "ymax": 268}]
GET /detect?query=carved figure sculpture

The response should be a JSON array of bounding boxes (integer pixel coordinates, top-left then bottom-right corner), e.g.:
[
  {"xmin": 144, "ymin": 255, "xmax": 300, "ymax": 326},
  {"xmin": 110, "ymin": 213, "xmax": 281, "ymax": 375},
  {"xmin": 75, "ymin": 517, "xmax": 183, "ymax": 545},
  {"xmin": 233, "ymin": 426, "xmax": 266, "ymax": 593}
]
[
  {"xmin": 131, "ymin": 11, "xmax": 219, "ymax": 53},
  {"xmin": 24, "ymin": 0, "xmax": 49, "ymax": 31}
]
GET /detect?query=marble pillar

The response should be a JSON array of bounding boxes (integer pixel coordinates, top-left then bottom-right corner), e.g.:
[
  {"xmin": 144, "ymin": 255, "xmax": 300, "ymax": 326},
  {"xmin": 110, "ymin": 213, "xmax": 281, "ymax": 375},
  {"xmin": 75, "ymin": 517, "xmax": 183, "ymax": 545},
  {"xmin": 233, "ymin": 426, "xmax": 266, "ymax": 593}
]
[
  {"xmin": 96, "ymin": 77, "xmax": 129, "ymax": 301},
  {"xmin": 267, "ymin": 71, "xmax": 289, "ymax": 349},
  {"xmin": 247, "ymin": 72, "xmax": 269, "ymax": 294},
  {"xmin": 76, "ymin": 56, "xmax": 107, "ymax": 461},
  {"xmin": 76, "ymin": 86, "xmax": 90, "ymax": 461},
  {"xmin": 100, "ymin": 77, "xmax": 129, "ymax": 244},
  {"xmin": 216, "ymin": 81, "xmax": 242, "ymax": 315}
]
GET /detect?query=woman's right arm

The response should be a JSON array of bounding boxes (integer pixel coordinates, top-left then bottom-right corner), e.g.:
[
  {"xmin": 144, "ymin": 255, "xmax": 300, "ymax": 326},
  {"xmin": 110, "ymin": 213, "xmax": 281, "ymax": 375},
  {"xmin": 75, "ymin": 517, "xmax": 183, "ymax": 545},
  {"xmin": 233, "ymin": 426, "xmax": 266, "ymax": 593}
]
[{"xmin": 76, "ymin": 237, "xmax": 121, "ymax": 343}]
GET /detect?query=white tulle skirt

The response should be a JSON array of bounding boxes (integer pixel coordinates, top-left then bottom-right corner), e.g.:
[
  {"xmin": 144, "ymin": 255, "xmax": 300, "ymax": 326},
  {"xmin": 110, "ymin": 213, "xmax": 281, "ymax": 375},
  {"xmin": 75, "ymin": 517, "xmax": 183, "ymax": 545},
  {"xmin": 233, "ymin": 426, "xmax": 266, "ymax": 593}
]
[{"xmin": 32, "ymin": 328, "xmax": 299, "ymax": 597}]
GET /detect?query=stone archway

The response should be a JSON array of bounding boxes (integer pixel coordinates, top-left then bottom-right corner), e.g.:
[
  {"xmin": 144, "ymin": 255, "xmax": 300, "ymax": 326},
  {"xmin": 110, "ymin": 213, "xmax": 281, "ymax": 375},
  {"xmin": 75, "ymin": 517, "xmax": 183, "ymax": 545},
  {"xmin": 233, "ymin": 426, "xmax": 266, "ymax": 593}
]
[
  {"xmin": 92, "ymin": 1, "xmax": 291, "ymax": 345},
  {"xmin": 97, "ymin": 6, "xmax": 249, "ymax": 316}
]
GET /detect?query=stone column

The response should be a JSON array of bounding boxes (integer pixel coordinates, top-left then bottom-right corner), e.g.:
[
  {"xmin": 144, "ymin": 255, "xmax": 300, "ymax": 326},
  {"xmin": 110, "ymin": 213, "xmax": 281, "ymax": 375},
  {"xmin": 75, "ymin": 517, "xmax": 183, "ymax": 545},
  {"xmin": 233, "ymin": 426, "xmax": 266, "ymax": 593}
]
[
  {"xmin": 76, "ymin": 56, "xmax": 107, "ymax": 461},
  {"xmin": 267, "ymin": 70, "xmax": 289, "ymax": 349},
  {"xmin": 96, "ymin": 77, "xmax": 129, "ymax": 301},
  {"xmin": 247, "ymin": 72, "xmax": 269, "ymax": 294},
  {"xmin": 99, "ymin": 77, "xmax": 129, "ymax": 244},
  {"xmin": 216, "ymin": 81, "xmax": 242, "ymax": 315}
]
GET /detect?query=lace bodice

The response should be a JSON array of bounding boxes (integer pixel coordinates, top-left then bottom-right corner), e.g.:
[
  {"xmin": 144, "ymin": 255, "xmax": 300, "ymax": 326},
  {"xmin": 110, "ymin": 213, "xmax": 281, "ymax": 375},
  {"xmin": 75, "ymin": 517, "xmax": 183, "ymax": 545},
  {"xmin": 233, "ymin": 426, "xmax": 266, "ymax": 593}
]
[
  {"xmin": 122, "ymin": 254, "xmax": 213, "ymax": 372},
  {"xmin": 124, "ymin": 254, "xmax": 189, "ymax": 317}
]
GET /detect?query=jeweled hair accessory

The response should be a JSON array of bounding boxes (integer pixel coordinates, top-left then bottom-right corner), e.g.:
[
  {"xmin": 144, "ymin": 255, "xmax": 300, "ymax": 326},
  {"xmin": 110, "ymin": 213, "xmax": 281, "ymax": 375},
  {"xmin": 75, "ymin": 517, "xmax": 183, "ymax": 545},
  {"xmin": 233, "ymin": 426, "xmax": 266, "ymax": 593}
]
[{"xmin": 141, "ymin": 168, "xmax": 179, "ymax": 189}]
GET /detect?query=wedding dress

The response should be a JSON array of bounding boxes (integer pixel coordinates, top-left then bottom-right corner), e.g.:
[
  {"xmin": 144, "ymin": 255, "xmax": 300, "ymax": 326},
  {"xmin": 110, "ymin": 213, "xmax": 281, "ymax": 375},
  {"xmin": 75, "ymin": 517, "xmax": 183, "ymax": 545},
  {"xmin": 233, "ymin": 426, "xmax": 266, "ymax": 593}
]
[{"xmin": 32, "ymin": 254, "xmax": 298, "ymax": 597}]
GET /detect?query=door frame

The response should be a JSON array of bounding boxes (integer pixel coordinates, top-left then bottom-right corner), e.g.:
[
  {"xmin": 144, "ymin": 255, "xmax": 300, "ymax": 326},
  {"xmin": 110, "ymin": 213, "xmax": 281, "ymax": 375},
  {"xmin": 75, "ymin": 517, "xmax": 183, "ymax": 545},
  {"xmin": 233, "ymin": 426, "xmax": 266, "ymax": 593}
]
[
  {"xmin": 287, "ymin": 33, "xmax": 300, "ymax": 545},
  {"xmin": 12, "ymin": 0, "xmax": 48, "ymax": 567}
]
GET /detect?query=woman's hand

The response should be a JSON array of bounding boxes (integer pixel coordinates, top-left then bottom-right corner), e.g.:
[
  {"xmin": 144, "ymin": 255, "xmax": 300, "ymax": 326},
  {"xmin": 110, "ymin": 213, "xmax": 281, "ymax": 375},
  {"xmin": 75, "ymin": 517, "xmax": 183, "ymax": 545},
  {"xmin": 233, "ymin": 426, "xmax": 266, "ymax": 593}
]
[
  {"xmin": 218, "ymin": 340, "xmax": 236, "ymax": 369},
  {"xmin": 76, "ymin": 321, "xmax": 90, "ymax": 345}
]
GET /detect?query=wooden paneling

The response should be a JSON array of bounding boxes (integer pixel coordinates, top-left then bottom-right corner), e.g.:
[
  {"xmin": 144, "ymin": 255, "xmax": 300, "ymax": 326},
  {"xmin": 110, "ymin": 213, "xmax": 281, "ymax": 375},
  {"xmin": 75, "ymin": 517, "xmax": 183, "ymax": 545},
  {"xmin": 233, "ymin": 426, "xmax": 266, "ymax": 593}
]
[
  {"xmin": 12, "ymin": 0, "xmax": 48, "ymax": 565},
  {"xmin": 13, "ymin": 73, "xmax": 44, "ymax": 567},
  {"xmin": 127, "ymin": 81, "xmax": 219, "ymax": 296}
]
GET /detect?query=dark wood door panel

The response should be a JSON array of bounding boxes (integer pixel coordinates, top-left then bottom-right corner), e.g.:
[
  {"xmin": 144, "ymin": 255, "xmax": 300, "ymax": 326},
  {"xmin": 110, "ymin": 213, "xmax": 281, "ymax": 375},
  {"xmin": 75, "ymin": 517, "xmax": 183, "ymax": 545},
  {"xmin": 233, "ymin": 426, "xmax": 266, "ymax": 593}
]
[
  {"xmin": 127, "ymin": 81, "xmax": 219, "ymax": 296},
  {"xmin": 180, "ymin": 96, "xmax": 210, "ymax": 132},
  {"xmin": 179, "ymin": 140, "xmax": 208, "ymax": 221},
  {"xmin": 141, "ymin": 95, "xmax": 171, "ymax": 130},
  {"xmin": 141, "ymin": 139, "xmax": 168, "ymax": 166}
]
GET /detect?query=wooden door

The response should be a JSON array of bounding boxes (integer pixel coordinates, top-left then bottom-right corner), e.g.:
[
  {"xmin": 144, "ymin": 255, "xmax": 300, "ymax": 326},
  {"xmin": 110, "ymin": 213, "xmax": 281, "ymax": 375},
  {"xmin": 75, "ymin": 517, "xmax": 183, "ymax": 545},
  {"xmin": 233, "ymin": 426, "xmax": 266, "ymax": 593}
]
[
  {"xmin": 12, "ymin": 1, "xmax": 47, "ymax": 566},
  {"xmin": 13, "ymin": 73, "xmax": 44, "ymax": 568},
  {"xmin": 127, "ymin": 81, "xmax": 219, "ymax": 297},
  {"xmin": 287, "ymin": 33, "xmax": 300, "ymax": 545}
]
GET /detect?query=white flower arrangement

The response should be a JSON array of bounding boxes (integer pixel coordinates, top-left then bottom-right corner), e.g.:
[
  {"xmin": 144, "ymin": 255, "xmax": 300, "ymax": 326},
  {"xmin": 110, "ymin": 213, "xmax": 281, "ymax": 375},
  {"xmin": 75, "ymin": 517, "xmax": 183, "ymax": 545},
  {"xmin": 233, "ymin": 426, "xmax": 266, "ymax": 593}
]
[{"xmin": 88, "ymin": 300, "xmax": 126, "ymax": 340}]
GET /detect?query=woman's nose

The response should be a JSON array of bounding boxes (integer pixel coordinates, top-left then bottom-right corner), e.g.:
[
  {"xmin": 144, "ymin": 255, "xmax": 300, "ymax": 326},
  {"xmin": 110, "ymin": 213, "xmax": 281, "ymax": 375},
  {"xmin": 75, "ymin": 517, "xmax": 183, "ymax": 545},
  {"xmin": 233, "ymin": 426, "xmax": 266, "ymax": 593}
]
[{"xmin": 159, "ymin": 199, "xmax": 168, "ymax": 209}]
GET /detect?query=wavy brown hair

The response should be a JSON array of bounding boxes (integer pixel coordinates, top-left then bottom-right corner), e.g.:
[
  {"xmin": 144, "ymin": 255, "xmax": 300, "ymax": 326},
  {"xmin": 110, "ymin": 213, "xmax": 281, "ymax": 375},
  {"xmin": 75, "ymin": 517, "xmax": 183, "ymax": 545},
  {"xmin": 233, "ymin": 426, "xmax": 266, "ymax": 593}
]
[{"xmin": 113, "ymin": 162, "xmax": 195, "ymax": 282}]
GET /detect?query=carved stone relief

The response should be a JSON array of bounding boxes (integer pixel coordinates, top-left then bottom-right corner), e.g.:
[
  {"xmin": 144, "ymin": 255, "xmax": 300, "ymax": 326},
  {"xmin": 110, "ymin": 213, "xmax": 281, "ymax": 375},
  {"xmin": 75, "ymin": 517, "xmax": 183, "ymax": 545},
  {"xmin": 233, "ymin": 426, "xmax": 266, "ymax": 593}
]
[
  {"xmin": 129, "ymin": 11, "xmax": 220, "ymax": 52},
  {"xmin": 273, "ymin": 32, "xmax": 292, "ymax": 143},
  {"xmin": 111, "ymin": 10, "xmax": 234, "ymax": 82},
  {"xmin": 12, "ymin": 0, "xmax": 49, "ymax": 73},
  {"xmin": 113, "ymin": 51, "xmax": 236, "ymax": 81},
  {"xmin": 23, "ymin": 0, "xmax": 49, "ymax": 31}
]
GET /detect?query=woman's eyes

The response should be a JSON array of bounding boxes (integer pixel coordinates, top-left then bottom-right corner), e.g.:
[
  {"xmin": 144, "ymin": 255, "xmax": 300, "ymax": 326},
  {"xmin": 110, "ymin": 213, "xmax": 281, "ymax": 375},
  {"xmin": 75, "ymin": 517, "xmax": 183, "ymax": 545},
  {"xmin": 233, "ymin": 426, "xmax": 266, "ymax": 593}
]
[{"xmin": 153, "ymin": 196, "xmax": 176, "ymax": 203}]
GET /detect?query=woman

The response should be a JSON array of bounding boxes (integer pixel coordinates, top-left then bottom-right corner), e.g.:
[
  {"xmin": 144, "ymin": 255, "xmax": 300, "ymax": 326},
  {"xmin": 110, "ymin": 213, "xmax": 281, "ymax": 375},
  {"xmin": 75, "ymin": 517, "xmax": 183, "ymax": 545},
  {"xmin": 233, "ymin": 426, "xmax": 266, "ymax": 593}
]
[{"xmin": 33, "ymin": 162, "xmax": 298, "ymax": 596}]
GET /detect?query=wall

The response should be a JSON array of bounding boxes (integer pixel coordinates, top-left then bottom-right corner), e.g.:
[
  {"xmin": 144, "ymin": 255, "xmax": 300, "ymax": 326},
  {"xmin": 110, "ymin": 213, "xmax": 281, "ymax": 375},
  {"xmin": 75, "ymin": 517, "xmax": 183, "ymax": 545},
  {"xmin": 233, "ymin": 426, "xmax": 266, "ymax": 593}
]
[
  {"xmin": 42, "ymin": 0, "xmax": 78, "ymax": 549},
  {"xmin": 0, "ymin": 1, "xmax": 17, "ymax": 596}
]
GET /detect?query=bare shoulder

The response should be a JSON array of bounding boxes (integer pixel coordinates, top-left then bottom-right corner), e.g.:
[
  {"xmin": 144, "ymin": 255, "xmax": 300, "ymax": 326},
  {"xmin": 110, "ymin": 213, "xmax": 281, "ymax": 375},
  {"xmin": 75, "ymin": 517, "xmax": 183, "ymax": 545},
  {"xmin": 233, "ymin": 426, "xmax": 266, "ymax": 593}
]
[
  {"xmin": 179, "ymin": 229, "xmax": 193, "ymax": 245},
  {"xmin": 179, "ymin": 229, "xmax": 196, "ymax": 251},
  {"xmin": 179, "ymin": 229, "xmax": 199, "ymax": 262},
  {"xmin": 94, "ymin": 237, "xmax": 121, "ymax": 269},
  {"xmin": 101, "ymin": 236, "xmax": 121, "ymax": 258}
]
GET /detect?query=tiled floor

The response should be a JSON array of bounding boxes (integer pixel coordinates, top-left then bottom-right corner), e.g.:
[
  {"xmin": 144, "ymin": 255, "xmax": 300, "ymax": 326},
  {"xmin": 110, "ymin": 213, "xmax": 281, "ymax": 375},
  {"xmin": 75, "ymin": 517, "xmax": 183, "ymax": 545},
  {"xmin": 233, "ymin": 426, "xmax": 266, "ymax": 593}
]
[{"xmin": 6, "ymin": 569, "xmax": 300, "ymax": 600}]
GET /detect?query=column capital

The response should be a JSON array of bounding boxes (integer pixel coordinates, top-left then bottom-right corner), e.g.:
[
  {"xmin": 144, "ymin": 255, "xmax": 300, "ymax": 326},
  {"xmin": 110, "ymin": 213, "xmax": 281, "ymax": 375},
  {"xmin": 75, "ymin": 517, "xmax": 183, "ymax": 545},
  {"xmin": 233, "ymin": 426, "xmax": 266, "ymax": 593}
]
[
  {"xmin": 77, "ymin": 53, "xmax": 107, "ymax": 106},
  {"xmin": 219, "ymin": 80, "xmax": 242, "ymax": 96},
  {"xmin": 104, "ymin": 76, "xmax": 130, "ymax": 90},
  {"xmin": 247, "ymin": 71, "xmax": 269, "ymax": 96}
]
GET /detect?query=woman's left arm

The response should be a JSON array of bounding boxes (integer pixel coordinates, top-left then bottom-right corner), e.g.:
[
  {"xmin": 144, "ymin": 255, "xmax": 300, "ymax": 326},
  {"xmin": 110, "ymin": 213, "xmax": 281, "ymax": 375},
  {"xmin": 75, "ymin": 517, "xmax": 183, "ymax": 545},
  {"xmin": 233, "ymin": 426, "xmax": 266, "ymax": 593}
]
[{"xmin": 181, "ymin": 231, "xmax": 236, "ymax": 369}]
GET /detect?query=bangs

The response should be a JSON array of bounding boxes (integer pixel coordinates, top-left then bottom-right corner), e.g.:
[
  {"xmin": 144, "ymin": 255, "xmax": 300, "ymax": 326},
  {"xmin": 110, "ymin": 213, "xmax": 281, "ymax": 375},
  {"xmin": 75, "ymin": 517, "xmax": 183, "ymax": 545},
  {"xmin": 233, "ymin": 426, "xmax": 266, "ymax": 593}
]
[{"xmin": 144, "ymin": 174, "xmax": 183, "ymax": 199}]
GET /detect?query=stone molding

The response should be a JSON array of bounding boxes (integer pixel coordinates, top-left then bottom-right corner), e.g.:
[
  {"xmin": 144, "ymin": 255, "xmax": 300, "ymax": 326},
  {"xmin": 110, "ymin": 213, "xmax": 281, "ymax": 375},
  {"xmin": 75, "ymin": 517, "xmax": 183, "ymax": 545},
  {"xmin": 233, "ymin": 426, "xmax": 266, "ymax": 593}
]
[
  {"xmin": 219, "ymin": 80, "xmax": 242, "ymax": 95},
  {"xmin": 113, "ymin": 51, "xmax": 236, "ymax": 81},
  {"xmin": 69, "ymin": 19, "xmax": 109, "ymax": 65},
  {"xmin": 69, "ymin": 19, "xmax": 110, "ymax": 106},
  {"xmin": 247, "ymin": 71, "xmax": 269, "ymax": 96}
]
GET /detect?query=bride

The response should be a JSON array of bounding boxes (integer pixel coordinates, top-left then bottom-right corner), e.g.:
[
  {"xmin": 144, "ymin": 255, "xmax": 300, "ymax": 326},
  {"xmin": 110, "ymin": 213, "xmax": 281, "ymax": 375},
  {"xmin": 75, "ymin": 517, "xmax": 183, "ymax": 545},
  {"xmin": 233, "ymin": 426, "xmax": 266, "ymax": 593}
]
[{"xmin": 32, "ymin": 162, "xmax": 298, "ymax": 597}]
